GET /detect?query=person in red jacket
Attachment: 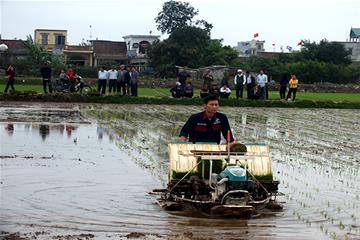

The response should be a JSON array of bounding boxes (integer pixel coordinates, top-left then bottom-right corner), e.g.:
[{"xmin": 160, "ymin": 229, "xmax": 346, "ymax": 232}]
[{"xmin": 4, "ymin": 64, "xmax": 16, "ymax": 93}]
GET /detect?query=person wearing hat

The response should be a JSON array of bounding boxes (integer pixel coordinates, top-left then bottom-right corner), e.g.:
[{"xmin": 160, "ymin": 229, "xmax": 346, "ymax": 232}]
[{"xmin": 234, "ymin": 69, "xmax": 246, "ymax": 99}]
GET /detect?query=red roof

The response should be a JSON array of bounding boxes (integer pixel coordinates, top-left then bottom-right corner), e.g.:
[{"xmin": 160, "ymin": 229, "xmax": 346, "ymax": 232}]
[{"xmin": 0, "ymin": 39, "xmax": 25, "ymax": 49}]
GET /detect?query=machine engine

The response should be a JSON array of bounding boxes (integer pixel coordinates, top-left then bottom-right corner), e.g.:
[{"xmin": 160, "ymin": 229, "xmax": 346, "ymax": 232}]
[{"xmin": 211, "ymin": 165, "xmax": 258, "ymax": 203}]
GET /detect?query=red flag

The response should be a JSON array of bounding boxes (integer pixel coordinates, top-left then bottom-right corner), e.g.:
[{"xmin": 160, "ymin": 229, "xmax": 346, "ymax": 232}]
[
  {"xmin": 253, "ymin": 32, "xmax": 259, "ymax": 38},
  {"xmin": 297, "ymin": 40, "xmax": 304, "ymax": 46}
]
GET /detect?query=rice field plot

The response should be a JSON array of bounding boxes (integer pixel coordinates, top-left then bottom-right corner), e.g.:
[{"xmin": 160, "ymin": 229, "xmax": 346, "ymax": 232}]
[{"xmin": 85, "ymin": 104, "xmax": 360, "ymax": 240}]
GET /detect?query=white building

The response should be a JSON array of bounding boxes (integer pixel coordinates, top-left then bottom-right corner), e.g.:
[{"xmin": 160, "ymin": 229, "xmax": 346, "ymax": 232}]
[
  {"xmin": 123, "ymin": 34, "xmax": 160, "ymax": 59},
  {"xmin": 336, "ymin": 28, "xmax": 360, "ymax": 62},
  {"xmin": 233, "ymin": 40, "xmax": 265, "ymax": 57}
]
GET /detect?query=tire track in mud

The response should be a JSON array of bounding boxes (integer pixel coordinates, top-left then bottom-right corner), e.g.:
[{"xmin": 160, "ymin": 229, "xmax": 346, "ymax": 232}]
[
  {"xmin": 224, "ymin": 107, "xmax": 360, "ymax": 239},
  {"xmin": 85, "ymin": 104, "xmax": 360, "ymax": 239}
]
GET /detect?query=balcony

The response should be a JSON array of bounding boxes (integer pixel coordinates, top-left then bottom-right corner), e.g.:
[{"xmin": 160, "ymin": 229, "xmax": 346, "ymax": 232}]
[{"xmin": 64, "ymin": 45, "xmax": 93, "ymax": 53}]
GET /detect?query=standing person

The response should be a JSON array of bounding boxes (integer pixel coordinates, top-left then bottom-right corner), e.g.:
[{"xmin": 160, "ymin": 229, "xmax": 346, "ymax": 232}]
[
  {"xmin": 256, "ymin": 70, "xmax": 268, "ymax": 100},
  {"xmin": 117, "ymin": 64, "xmax": 127, "ymax": 95},
  {"xmin": 107, "ymin": 66, "xmax": 118, "ymax": 94},
  {"xmin": 279, "ymin": 73, "xmax": 288, "ymax": 100},
  {"xmin": 286, "ymin": 73, "xmax": 299, "ymax": 101},
  {"xmin": 265, "ymin": 71, "xmax": 269, "ymax": 100},
  {"xmin": 97, "ymin": 66, "xmax": 108, "ymax": 95},
  {"xmin": 130, "ymin": 66, "xmax": 139, "ymax": 97},
  {"xmin": 202, "ymin": 69, "xmax": 213, "ymax": 90},
  {"xmin": 177, "ymin": 69, "xmax": 190, "ymax": 88},
  {"xmin": 124, "ymin": 66, "xmax": 131, "ymax": 95},
  {"xmin": 234, "ymin": 69, "xmax": 246, "ymax": 99},
  {"xmin": 245, "ymin": 71, "xmax": 252, "ymax": 99},
  {"xmin": 179, "ymin": 94, "xmax": 234, "ymax": 144},
  {"xmin": 221, "ymin": 72, "xmax": 229, "ymax": 87},
  {"xmin": 4, "ymin": 64, "xmax": 16, "ymax": 93},
  {"xmin": 40, "ymin": 62, "xmax": 53, "ymax": 93}
]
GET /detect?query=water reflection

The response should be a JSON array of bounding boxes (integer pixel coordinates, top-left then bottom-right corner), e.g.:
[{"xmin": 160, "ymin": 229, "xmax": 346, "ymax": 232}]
[
  {"xmin": 59, "ymin": 124, "xmax": 65, "ymax": 135},
  {"xmin": 39, "ymin": 124, "xmax": 50, "ymax": 141},
  {"xmin": 5, "ymin": 123, "xmax": 14, "ymax": 136},
  {"xmin": 65, "ymin": 125, "xmax": 77, "ymax": 137},
  {"xmin": 96, "ymin": 127, "xmax": 104, "ymax": 140}
]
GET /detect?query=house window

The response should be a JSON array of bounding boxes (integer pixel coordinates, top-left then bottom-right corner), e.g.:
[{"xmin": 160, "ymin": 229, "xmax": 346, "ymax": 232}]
[
  {"xmin": 41, "ymin": 33, "xmax": 48, "ymax": 45},
  {"xmin": 139, "ymin": 41, "xmax": 150, "ymax": 54},
  {"xmin": 55, "ymin": 35, "xmax": 65, "ymax": 45}
]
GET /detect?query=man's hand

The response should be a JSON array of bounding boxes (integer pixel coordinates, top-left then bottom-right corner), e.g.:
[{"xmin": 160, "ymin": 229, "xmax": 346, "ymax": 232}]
[{"xmin": 179, "ymin": 136, "xmax": 187, "ymax": 142}]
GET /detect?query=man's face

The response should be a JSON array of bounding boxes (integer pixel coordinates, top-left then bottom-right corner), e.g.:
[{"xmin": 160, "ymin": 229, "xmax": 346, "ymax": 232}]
[{"xmin": 204, "ymin": 100, "xmax": 219, "ymax": 114}]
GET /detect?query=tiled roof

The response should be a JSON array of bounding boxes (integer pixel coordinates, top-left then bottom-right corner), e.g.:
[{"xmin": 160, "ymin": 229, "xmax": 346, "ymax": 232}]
[
  {"xmin": 91, "ymin": 40, "xmax": 127, "ymax": 56},
  {"xmin": 350, "ymin": 28, "xmax": 360, "ymax": 38},
  {"xmin": 0, "ymin": 39, "xmax": 25, "ymax": 49},
  {"xmin": 0, "ymin": 39, "xmax": 27, "ymax": 54}
]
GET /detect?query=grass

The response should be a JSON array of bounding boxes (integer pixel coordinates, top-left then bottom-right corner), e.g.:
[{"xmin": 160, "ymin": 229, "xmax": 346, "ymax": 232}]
[{"xmin": 1, "ymin": 83, "xmax": 360, "ymax": 103}]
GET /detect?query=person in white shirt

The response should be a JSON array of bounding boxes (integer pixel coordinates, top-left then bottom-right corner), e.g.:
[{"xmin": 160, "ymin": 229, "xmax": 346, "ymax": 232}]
[
  {"xmin": 98, "ymin": 66, "xmax": 108, "ymax": 95},
  {"xmin": 107, "ymin": 66, "xmax": 118, "ymax": 94},
  {"xmin": 234, "ymin": 69, "xmax": 246, "ymax": 99},
  {"xmin": 256, "ymin": 70, "xmax": 268, "ymax": 100},
  {"xmin": 220, "ymin": 84, "xmax": 231, "ymax": 99}
]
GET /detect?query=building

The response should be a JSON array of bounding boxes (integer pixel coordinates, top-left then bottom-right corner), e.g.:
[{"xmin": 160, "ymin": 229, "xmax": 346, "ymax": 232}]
[
  {"xmin": 336, "ymin": 28, "xmax": 360, "ymax": 62},
  {"xmin": 34, "ymin": 29, "xmax": 93, "ymax": 65},
  {"xmin": 91, "ymin": 40, "xmax": 127, "ymax": 66},
  {"xmin": 34, "ymin": 29, "xmax": 129, "ymax": 66},
  {"xmin": 34, "ymin": 29, "xmax": 67, "ymax": 53},
  {"xmin": 0, "ymin": 39, "xmax": 28, "ymax": 61},
  {"xmin": 3, "ymin": 29, "xmax": 160, "ymax": 67},
  {"xmin": 349, "ymin": 28, "xmax": 360, "ymax": 42},
  {"xmin": 123, "ymin": 35, "xmax": 160, "ymax": 70},
  {"xmin": 234, "ymin": 40, "xmax": 265, "ymax": 57}
]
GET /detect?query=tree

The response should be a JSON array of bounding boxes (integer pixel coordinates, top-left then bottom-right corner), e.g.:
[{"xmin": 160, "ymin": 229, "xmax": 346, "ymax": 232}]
[
  {"xmin": 155, "ymin": 0, "xmax": 212, "ymax": 34},
  {"xmin": 294, "ymin": 39, "xmax": 351, "ymax": 65},
  {"xmin": 18, "ymin": 35, "xmax": 66, "ymax": 75},
  {"xmin": 149, "ymin": 26, "xmax": 210, "ymax": 69},
  {"xmin": 202, "ymin": 39, "xmax": 239, "ymax": 66},
  {"xmin": 149, "ymin": 27, "xmax": 240, "ymax": 70},
  {"xmin": 150, "ymin": 1, "xmax": 237, "ymax": 71},
  {"xmin": 22, "ymin": 35, "xmax": 65, "ymax": 66}
]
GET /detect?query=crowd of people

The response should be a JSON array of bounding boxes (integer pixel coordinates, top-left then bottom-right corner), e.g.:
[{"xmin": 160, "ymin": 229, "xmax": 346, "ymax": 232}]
[
  {"xmin": 95, "ymin": 65, "xmax": 139, "ymax": 96},
  {"xmin": 3, "ymin": 63, "xmax": 299, "ymax": 101},
  {"xmin": 169, "ymin": 69, "xmax": 299, "ymax": 101}
]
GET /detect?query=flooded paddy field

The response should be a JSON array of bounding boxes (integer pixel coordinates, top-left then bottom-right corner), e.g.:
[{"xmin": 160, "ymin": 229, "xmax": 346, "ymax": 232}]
[{"xmin": 0, "ymin": 102, "xmax": 359, "ymax": 240}]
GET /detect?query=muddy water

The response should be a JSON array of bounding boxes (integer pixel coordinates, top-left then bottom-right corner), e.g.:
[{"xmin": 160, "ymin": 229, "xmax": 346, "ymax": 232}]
[{"xmin": 1, "ymin": 103, "xmax": 359, "ymax": 240}]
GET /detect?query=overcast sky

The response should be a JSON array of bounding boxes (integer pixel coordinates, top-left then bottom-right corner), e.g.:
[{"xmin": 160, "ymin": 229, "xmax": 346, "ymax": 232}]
[{"xmin": 1, "ymin": 0, "xmax": 359, "ymax": 51}]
